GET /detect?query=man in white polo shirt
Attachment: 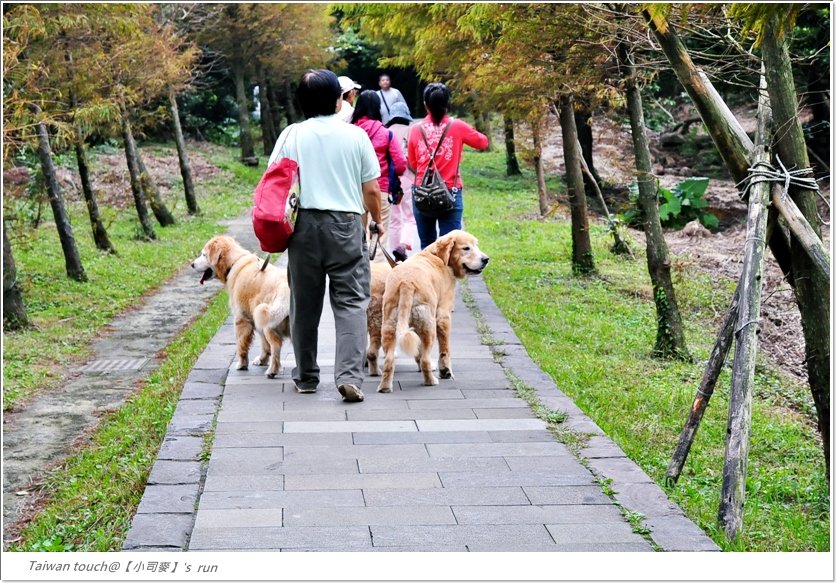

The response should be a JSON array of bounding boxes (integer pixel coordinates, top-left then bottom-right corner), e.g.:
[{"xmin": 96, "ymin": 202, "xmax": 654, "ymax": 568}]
[{"xmin": 268, "ymin": 69, "xmax": 383, "ymax": 402}]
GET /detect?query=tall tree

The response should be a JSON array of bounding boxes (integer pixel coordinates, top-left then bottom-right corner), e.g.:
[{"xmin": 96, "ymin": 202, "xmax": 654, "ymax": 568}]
[
  {"xmin": 3, "ymin": 227, "xmax": 29, "ymax": 331},
  {"xmin": 503, "ymin": 115, "xmax": 522, "ymax": 176},
  {"xmin": 35, "ymin": 115, "xmax": 87, "ymax": 281},
  {"xmin": 169, "ymin": 89, "xmax": 199, "ymax": 215}
]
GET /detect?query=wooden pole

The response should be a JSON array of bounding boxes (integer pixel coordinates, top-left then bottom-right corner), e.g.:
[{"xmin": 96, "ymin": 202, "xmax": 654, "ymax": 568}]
[
  {"xmin": 576, "ymin": 139, "xmax": 634, "ymax": 258},
  {"xmin": 717, "ymin": 71, "xmax": 772, "ymax": 541},
  {"xmin": 770, "ymin": 185, "xmax": 830, "ymax": 282},
  {"xmin": 666, "ymin": 288, "xmax": 739, "ymax": 485}
]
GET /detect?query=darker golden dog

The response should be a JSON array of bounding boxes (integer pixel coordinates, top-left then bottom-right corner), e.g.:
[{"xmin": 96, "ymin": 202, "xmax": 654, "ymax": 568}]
[{"xmin": 378, "ymin": 230, "xmax": 489, "ymax": 392}]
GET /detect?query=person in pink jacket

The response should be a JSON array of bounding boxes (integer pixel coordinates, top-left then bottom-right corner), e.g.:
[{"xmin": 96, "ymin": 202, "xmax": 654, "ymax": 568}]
[
  {"xmin": 407, "ymin": 82, "xmax": 489, "ymax": 248},
  {"xmin": 352, "ymin": 90, "xmax": 407, "ymax": 254}
]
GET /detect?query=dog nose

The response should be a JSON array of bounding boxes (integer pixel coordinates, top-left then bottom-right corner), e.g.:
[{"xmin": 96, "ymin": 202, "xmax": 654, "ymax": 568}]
[{"xmin": 481, "ymin": 256, "xmax": 490, "ymax": 266}]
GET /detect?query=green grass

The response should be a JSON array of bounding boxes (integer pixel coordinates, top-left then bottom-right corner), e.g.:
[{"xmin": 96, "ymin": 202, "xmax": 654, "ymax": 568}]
[
  {"xmin": 2, "ymin": 143, "xmax": 261, "ymax": 410},
  {"xmin": 460, "ymin": 149, "xmax": 829, "ymax": 551},
  {"xmin": 7, "ymin": 289, "xmax": 230, "ymax": 552}
]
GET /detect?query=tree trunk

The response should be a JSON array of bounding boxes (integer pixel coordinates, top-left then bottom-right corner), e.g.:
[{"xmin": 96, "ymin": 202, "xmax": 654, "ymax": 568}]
[
  {"xmin": 620, "ymin": 40, "xmax": 689, "ymax": 359},
  {"xmin": 574, "ymin": 100, "xmax": 602, "ymax": 201},
  {"xmin": 532, "ymin": 121, "xmax": 548, "ymax": 216},
  {"xmin": 169, "ymin": 89, "xmax": 199, "ymax": 216},
  {"xmin": 503, "ymin": 115, "xmax": 522, "ymax": 176},
  {"xmin": 762, "ymin": 17, "xmax": 830, "ymax": 479},
  {"xmin": 120, "ymin": 106, "xmax": 156, "ymax": 240},
  {"xmin": 267, "ymin": 80, "xmax": 285, "ymax": 132},
  {"xmin": 718, "ymin": 71, "xmax": 773, "ymax": 540},
  {"xmin": 473, "ymin": 108, "xmax": 491, "ymax": 146},
  {"xmin": 137, "ymin": 154, "xmax": 176, "ymax": 227},
  {"xmin": 558, "ymin": 94, "xmax": 596, "ymax": 275},
  {"xmin": 283, "ymin": 79, "xmax": 300, "ymax": 124},
  {"xmin": 257, "ymin": 77, "xmax": 278, "ymax": 155},
  {"xmin": 34, "ymin": 121, "xmax": 87, "ymax": 281},
  {"xmin": 3, "ymin": 227, "xmax": 29, "ymax": 330},
  {"xmin": 74, "ymin": 128, "xmax": 116, "ymax": 254},
  {"xmin": 232, "ymin": 59, "xmax": 256, "ymax": 161}
]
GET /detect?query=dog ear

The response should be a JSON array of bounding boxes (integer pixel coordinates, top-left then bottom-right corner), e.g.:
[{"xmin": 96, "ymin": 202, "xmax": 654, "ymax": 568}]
[{"xmin": 429, "ymin": 236, "xmax": 455, "ymax": 265}]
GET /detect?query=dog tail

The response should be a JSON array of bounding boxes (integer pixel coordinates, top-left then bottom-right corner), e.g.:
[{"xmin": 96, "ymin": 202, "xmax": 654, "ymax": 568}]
[
  {"xmin": 254, "ymin": 295, "xmax": 290, "ymax": 335},
  {"xmin": 395, "ymin": 283, "xmax": 420, "ymax": 357}
]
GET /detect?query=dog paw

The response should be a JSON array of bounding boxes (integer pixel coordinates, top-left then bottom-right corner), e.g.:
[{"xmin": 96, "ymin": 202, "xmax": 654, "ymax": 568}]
[
  {"xmin": 265, "ymin": 370, "xmax": 278, "ymax": 379},
  {"xmin": 236, "ymin": 361, "xmax": 249, "ymax": 370},
  {"xmin": 251, "ymin": 357, "xmax": 268, "ymax": 366},
  {"xmin": 423, "ymin": 375, "xmax": 439, "ymax": 386},
  {"xmin": 377, "ymin": 384, "xmax": 392, "ymax": 393},
  {"xmin": 439, "ymin": 368, "xmax": 454, "ymax": 379}
]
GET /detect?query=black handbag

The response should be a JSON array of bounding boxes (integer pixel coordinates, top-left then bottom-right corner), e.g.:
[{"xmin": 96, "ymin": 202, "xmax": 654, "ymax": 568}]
[
  {"xmin": 385, "ymin": 131, "xmax": 404, "ymax": 205},
  {"xmin": 413, "ymin": 123, "xmax": 456, "ymax": 217}
]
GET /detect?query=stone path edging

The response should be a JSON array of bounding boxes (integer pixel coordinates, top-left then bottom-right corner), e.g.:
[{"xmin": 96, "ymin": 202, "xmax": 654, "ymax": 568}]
[{"xmin": 464, "ymin": 275, "xmax": 719, "ymax": 552}]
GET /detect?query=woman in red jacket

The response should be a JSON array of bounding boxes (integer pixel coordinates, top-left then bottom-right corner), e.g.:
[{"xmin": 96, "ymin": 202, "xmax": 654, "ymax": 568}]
[
  {"xmin": 352, "ymin": 91, "xmax": 407, "ymax": 253},
  {"xmin": 407, "ymin": 83, "xmax": 489, "ymax": 248}
]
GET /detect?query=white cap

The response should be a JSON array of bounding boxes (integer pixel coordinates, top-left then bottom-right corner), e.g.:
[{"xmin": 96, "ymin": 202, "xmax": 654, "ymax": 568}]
[{"xmin": 338, "ymin": 76, "xmax": 361, "ymax": 93}]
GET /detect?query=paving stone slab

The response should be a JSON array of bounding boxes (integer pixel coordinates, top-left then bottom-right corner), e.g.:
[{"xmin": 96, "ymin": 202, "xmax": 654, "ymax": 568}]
[
  {"xmin": 185, "ymin": 368, "xmax": 228, "ymax": 385},
  {"xmin": 284, "ymin": 505, "xmax": 456, "ymax": 527},
  {"xmin": 440, "ymin": 471, "xmax": 596, "ymax": 488},
  {"xmin": 213, "ymin": 429, "xmax": 351, "ymax": 447},
  {"xmin": 285, "ymin": 472, "xmax": 442, "ymax": 491},
  {"xmin": 351, "ymin": 431, "xmax": 494, "ymax": 445},
  {"xmin": 147, "ymin": 460, "xmax": 202, "ymax": 485},
  {"xmin": 282, "ymin": 444, "xmax": 430, "ymax": 461},
  {"xmin": 156, "ymin": 435, "xmax": 203, "ymax": 461},
  {"xmin": 644, "ymin": 515, "xmax": 720, "ymax": 551},
  {"xmin": 363, "ymin": 487, "xmax": 529, "ymax": 507},
  {"xmin": 461, "ymin": 389, "xmax": 516, "ymax": 399},
  {"xmin": 452, "ymin": 504, "xmax": 625, "ymax": 525},
  {"xmin": 123, "ymin": 514, "xmax": 194, "ymax": 550},
  {"xmin": 214, "ymin": 421, "xmax": 285, "ymax": 435},
  {"xmin": 188, "ymin": 526, "xmax": 372, "ymax": 550},
  {"xmin": 546, "ymin": 522, "xmax": 646, "ymax": 544},
  {"xmin": 283, "ymin": 420, "xmax": 418, "ymax": 433},
  {"xmin": 473, "ymin": 408, "xmax": 537, "ymax": 419},
  {"xmin": 408, "ymin": 398, "xmax": 527, "ymax": 410},
  {"xmin": 198, "ymin": 489, "xmax": 365, "ymax": 509},
  {"xmin": 194, "ymin": 508, "xmax": 283, "ymax": 529},
  {"xmin": 427, "ymin": 442, "xmax": 568, "ymax": 458},
  {"xmin": 202, "ymin": 474, "xmax": 284, "ymax": 492},
  {"xmin": 523, "ymin": 486, "xmax": 612, "ymax": 505},
  {"xmin": 503, "ymin": 454, "xmax": 586, "ymax": 472},
  {"xmin": 166, "ymin": 413, "xmax": 215, "ymax": 435},
  {"xmin": 487, "ymin": 430, "xmax": 557, "ymax": 443},
  {"xmin": 180, "ymin": 382, "xmax": 224, "ymax": 400},
  {"xmin": 282, "ymin": 398, "xmax": 411, "ymax": 411},
  {"xmin": 416, "ymin": 419, "xmax": 546, "ymax": 433},
  {"xmin": 136, "ymin": 484, "xmax": 200, "ymax": 514},
  {"xmin": 216, "ymin": 408, "xmax": 347, "ymax": 423},
  {"xmin": 347, "ymin": 409, "xmax": 478, "ymax": 421},
  {"xmin": 586, "ymin": 457, "xmax": 655, "ymax": 484},
  {"xmin": 206, "ymin": 447, "xmax": 284, "ymax": 476},
  {"xmin": 610, "ymin": 481, "xmax": 686, "ymax": 519},
  {"xmin": 369, "ymin": 524, "xmax": 555, "ymax": 549},
  {"xmin": 358, "ymin": 456, "xmax": 510, "ymax": 474}
]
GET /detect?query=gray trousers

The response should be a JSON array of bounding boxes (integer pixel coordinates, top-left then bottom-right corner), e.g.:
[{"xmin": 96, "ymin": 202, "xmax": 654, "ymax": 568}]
[{"xmin": 287, "ymin": 209, "xmax": 370, "ymax": 389}]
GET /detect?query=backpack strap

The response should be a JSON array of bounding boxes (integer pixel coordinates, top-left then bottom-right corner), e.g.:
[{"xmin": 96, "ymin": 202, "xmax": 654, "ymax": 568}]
[{"xmin": 418, "ymin": 122, "xmax": 451, "ymax": 171}]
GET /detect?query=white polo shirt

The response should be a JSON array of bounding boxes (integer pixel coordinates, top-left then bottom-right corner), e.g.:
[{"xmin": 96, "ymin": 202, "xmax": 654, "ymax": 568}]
[{"xmin": 268, "ymin": 114, "xmax": 380, "ymax": 215}]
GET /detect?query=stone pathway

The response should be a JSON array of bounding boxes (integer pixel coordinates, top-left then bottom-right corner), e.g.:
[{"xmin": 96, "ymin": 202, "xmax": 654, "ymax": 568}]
[{"xmin": 124, "ymin": 252, "xmax": 718, "ymax": 552}]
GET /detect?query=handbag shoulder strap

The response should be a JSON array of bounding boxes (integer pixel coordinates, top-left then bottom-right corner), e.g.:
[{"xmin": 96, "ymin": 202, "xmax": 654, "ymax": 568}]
[
  {"xmin": 378, "ymin": 90, "xmax": 390, "ymax": 114},
  {"xmin": 418, "ymin": 123, "xmax": 450, "ymax": 170}
]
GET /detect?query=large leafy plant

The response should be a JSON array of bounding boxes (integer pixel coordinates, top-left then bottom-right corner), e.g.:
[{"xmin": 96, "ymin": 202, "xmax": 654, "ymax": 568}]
[{"xmin": 621, "ymin": 177, "xmax": 719, "ymax": 231}]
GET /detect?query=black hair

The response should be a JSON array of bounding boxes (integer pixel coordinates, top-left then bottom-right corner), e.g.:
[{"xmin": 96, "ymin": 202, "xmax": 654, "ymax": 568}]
[
  {"xmin": 423, "ymin": 82, "xmax": 450, "ymax": 125},
  {"xmin": 379, "ymin": 73, "xmax": 390, "ymax": 80},
  {"xmin": 296, "ymin": 69, "xmax": 341, "ymax": 119},
  {"xmin": 350, "ymin": 90, "xmax": 382, "ymax": 124}
]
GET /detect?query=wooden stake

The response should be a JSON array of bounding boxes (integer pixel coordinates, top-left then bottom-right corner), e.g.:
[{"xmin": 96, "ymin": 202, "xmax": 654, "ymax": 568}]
[
  {"xmin": 717, "ymin": 71, "xmax": 772, "ymax": 541},
  {"xmin": 666, "ymin": 288, "xmax": 739, "ymax": 485},
  {"xmin": 770, "ymin": 185, "xmax": 830, "ymax": 282}
]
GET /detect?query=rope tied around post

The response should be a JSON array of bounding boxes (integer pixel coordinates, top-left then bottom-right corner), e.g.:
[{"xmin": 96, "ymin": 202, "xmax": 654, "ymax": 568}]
[{"xmin": 735, "ymin": 156, "xmax": 827, "ymax": 224}]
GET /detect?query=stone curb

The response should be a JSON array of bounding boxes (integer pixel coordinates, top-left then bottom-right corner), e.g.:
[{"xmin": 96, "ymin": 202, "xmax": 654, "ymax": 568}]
[
  {"xmin": 122, "ymin": 322, "xmax": 234, "ymax": 552},
  {"xmin": 463, "ymin": 275, "xmax": 720, "ymax": 552}
]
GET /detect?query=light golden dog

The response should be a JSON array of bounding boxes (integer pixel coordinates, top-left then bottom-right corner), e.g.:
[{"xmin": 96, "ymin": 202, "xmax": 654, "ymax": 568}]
[
  {"xmin": 191, "ymin": 235, "xmax": 290, "ymax": 378},
  {"xmin": 366, "ymin": 260, "xmax": 393, "ymax": 376},
  {"xmin": 378, "ymin": 230, "xmax": 489, "ymax": 392}
]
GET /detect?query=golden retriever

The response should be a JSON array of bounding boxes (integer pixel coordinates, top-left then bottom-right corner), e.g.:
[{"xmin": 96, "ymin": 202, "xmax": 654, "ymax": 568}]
[
  {"xmin": 378, "ymin": 230, "xmax": 489, "ymax": 392},
  {"xmin": 191, "ymin": 235, "xmax": 290, "ymax": 378},
  {"xmin": 366, "ymin": 260, "xmax": 393, "ymax": 376}
]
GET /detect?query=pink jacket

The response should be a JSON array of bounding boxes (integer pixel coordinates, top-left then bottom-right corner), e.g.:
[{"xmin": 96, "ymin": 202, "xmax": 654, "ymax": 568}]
[{"xmin": 356, "ymin": 117, "xmax": 407, "ymax": 193}]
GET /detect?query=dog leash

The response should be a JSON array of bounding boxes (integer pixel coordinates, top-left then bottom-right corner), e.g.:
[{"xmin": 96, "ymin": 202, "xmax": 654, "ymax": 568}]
[
  {"xmin": 369, "ymin": 222, "xmax": 398, "ymax": 268},
  {"xmin": 260, "ymin": 254, "xmax": 271, "ymax": 271}
]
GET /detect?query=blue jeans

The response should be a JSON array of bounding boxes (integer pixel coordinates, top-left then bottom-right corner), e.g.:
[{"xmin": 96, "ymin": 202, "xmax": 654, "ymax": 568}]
[{"xmin": 412, "ymin": 187, "xmax": 463, "ymax": 249}]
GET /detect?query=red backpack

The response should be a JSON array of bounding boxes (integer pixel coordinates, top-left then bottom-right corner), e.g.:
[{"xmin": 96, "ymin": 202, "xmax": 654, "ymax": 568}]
[{"xmin": 252, "ymin": 126, "xmax": 300, "ymax": 253}]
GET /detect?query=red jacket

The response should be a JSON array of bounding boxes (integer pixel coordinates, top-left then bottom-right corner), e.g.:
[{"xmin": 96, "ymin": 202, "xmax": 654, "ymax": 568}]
[
  {"xmin": 355, "ymin": 117, "xmax": 407, "ymax": 193},
  {"xmin": 407, "ymin": 115, "xmax": 489, "ymax": 189}
]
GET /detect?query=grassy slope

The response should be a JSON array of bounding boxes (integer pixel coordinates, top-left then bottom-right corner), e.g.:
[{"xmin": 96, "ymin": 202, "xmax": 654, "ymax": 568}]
[
  {"xmin": 2, "ymin": 144, "xmax": 262, "ymax": 410},
  {"xmin": 460, "ymin": 148, "xmax": 828, "ymax": 551}
]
